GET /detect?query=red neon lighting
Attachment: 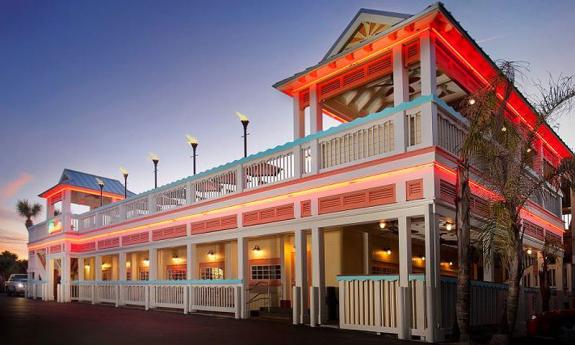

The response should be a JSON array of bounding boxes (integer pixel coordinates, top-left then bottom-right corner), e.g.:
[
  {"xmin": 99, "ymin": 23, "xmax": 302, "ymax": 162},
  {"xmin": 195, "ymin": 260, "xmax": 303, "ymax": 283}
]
[{"xmin": 40, "ymin": 184, "xmax": 126, "ymax": 200}]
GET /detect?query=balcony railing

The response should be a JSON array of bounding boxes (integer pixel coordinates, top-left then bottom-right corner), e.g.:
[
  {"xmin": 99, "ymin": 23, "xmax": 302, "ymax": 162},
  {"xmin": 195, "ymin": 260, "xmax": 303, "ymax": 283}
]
[{"xmin": 27, "ymin": 95, "xmax": 563, "ymax": 240}]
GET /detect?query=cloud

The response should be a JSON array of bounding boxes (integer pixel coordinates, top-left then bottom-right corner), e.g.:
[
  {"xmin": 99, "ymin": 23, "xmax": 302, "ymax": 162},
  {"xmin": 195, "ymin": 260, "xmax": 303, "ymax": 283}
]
[
  {"xmin": 0, "ymin": 172, "xmax": 33, "ymax": 201},
  {"xmin": 477, "ymin": 34, "xmax": 510, "ymax": 44}
]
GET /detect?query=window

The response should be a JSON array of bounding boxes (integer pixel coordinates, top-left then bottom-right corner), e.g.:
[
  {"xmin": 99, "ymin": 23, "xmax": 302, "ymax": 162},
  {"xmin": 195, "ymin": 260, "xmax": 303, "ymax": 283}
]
[
  {"xmin": 407, "ymin": 112, "xmax": 422, "ymax": 146},
  {"xmin": 201, "ymin": 267, "xmax": 223, "ymax": 280},
  {"xmin": 251, "ymin": 265, "xmax": 281, "ymax": 281},
  {"xmin": 102, "ymin": 270, "xmax": 111, "ymax": 281},
  {"xmin": 167, "ymin": 268, "xmax": 187, "ymax": 280},
  {"xmin": 139, "ymin": 271, "xmax": 149, "ymax": 281}
]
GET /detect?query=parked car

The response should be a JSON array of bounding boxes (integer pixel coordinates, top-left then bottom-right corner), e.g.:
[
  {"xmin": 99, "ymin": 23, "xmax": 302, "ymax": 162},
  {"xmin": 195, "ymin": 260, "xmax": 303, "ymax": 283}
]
[
  {"xmin": 5, "ymin": 274, "xmax": 27, "ymax": 296},
  {"xmin": 528, "ymin": 309, "xmax": 575, "ymax": 342}
]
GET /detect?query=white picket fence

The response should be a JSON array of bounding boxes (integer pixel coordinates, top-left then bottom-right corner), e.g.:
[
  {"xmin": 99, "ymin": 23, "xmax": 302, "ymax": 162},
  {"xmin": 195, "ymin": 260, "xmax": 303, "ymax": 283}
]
[
  {"xmin": 27, "ymin": 280, "xmax": 48, "ymax": 300},
  {"xmin": 69, "ymin": 280, "xmax": 242, "ymax": 317},
  {"xmin": 337, "ymin": 275, "xmax": 426, "ymax": 336}
]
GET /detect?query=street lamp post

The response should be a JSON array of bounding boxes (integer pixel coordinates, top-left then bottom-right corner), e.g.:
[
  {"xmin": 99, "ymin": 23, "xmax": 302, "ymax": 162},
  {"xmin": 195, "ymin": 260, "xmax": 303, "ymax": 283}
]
[
  {"xmin": 236, "ymin": 112, "xmax": 249, "ymax": 158},
  {"xmin": 120, "ymin": 167, "xmax": 129, "ymax": 199},
  {"xmin": 186, "ymin": 135, "xmax": 199, "ymax": 175},
  {"xmin": 149, "ymin": 153, "xmax": 160, "ymax": 189},
  {"xmin": 96, "ymin": 178, "xmax": 105, "ymax": 207}
]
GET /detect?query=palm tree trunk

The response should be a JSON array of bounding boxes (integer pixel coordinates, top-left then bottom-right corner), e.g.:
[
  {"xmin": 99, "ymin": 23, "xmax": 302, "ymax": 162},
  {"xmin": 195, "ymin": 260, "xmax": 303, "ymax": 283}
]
[
  {"xmin": 25, "ymin": 217, "xmax": 33, "ymax": 229},
  {"xmin": 456, "ymin": 161, "xmax": 471, "ymax": 342},
  {"xmin": 504, "ymin": 221, "xmax": 524, "ymax": 341}
]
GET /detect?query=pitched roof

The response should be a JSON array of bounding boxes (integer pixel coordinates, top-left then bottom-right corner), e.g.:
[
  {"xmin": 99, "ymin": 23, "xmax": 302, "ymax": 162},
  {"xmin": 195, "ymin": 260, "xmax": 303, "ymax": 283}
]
[
  {"xmin": 56, "ymin": 169, "xmax": 135, "ymax": 197},
  {"xmin": 322, "ymin": 8, "xmax": 411, "ymax": 62}
]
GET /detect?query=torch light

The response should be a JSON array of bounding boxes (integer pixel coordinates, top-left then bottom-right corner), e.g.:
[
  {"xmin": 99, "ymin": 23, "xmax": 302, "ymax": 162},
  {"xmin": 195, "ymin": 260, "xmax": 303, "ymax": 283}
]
[
  {"xmin": 236, "ymin": 111, "xmax": 249, "ymax": 158},
  {"xmin": 186, "ymin": 135, "xmax": 199, "ymax": 175},
  {"xmin": 96, "ymin": 178, "xmax": 105, "ymax": 207},
  {"xmin": 120, "ymin": 167, "xmax": 129, "ymax": 199},
  {"xmin": 149, "ymin": 152, "xmax": 159, "ymax": 189}
]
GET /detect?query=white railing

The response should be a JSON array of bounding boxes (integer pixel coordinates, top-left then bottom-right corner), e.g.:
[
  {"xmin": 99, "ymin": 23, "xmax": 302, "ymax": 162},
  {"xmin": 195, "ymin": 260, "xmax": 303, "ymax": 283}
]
[
  {"xmin": 337, "ymin": 275, "xmax": 426, "ymax": 336},
  {"xmin": 155, "ymin": 184, "xmax": 188, "ymax": 212},
  {"xmin": 125, "ymin": 196, "xmax": 149, "ymax": 220},
  {"xmin": 29, "ymin": 97, "xmax": 490, "ymax": 241},
  {"xmin": 68, "ymin": 280, "xmax": 242, "ymax": 316},
  {"xmin": 244, "ymin": 149, "xmax": 295, "ymax": 189},
  {"xmin": 27, "ymin": 280, "xmax": 48, "ymax": 300},
  {"xmin": 320, "ymin": 119, "xmax": 394, "ymax": 170},
  {"xmin": 194, "ymin": 169, "xmax": 237, "ymax": 202},
  {"xmin": 101, "ymin": 206, "xmax": 121, "ymax": 227},
  {"xmin": 437, "ymin": 110, "xmax": 466, "ymax": 156}
]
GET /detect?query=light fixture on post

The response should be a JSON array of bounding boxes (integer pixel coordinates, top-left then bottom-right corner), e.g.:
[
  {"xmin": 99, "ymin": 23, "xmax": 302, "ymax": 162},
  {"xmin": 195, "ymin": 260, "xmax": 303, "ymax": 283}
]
[
  {"xmin": 96, "ymin": 178, "xmax": 105, "ymax": 207},
  {"xmin": 236, "ymin": 112, "xmax": 249, "ymax": 158},
  {"xmin": 186, "ymin": 135, "xmax": 199, "ymax": 175},
  {"xmin": 120, "ymin": 167, "xmax": 129, "ymax": 199},
  {"xmin": 149, "ymin": 152, "xmax": 160, "ymax": 189}
]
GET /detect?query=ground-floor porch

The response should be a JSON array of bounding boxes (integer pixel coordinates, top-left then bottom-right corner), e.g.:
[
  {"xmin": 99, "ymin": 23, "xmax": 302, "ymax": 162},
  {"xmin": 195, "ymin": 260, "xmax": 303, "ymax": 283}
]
[{"xmin": 27, "ymin": 202, "xmax": 574, "ymax": 342}]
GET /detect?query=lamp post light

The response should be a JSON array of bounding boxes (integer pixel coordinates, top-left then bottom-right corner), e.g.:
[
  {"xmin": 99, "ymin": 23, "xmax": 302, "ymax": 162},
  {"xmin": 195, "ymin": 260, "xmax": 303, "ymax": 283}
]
[
  {"xmin": 96, "ymin": 178, "xmax": 105, "ymax": 207},
  {"xmin": 120, "ymin": 167, "xmax": 129, "ymax": 199},
  {"xmin": 186, "ymin": 135, "xmax": 199, "ymax": 175},
  {"xmin": 149, "ymin": 152, "xmax": 160, "ymax": 189},
  {"xmin": 236, "ymin": 112, "xmax": 249, "ymax": 158}
]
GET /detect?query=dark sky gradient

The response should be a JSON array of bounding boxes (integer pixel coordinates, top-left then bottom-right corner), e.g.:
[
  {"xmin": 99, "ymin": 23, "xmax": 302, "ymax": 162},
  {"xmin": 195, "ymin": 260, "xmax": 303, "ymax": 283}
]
[{"xmin": 1, "ymin": 0, "xmax": 574, "ymax": 257}]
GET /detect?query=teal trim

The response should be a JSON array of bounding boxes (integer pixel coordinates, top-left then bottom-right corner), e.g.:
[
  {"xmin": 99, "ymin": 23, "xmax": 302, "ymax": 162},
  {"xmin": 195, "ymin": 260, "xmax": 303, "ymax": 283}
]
[
  {"xmin": 82, "ymin": 95, "xmax": 436, "ymax": 216},
  {"xmin": 336, "ymin": 274, "xmax": 424, "ymax": 282},
  {"xmin": 71, "ymin": 279, "xmax": 242, "ymax": 286}
]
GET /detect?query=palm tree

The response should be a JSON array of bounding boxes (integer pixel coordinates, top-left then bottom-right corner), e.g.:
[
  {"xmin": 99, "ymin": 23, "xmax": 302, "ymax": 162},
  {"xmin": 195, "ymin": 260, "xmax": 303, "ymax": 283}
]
[
  {"xmin": 456, "ymin": 63, "xmax": 575, "ymax": 344},
  {"xmin": 16, "ymin": 200, "xmax": 42, "ymax": 229},
  {"xmin": 462, "ymin": 68, "xmax": 575, "ymax": 343}
]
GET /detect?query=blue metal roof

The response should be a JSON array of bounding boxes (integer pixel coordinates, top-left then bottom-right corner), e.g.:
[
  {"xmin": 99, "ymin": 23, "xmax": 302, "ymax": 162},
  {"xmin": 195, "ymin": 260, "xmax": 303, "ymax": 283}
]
[{"xmin": 58, "ymin": 169, "xmax": 135, "ymax": 197}]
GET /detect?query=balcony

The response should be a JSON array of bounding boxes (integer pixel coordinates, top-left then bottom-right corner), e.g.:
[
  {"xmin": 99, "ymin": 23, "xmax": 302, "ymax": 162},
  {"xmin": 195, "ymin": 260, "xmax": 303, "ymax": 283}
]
[{"xmin": 27, "ymin": 95, "xmax": 563, "ymax": 242}]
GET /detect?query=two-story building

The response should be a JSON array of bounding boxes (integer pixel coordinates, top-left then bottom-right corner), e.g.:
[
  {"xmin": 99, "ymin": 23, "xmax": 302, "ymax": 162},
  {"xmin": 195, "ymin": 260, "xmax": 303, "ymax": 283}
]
[{"xmin": 26, "ymin": 3, "xmax": 574, "ymax": 342}]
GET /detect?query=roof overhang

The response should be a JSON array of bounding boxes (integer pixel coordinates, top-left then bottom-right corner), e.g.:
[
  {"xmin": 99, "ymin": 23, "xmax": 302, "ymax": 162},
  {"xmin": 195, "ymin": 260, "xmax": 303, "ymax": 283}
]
[
  {"xmin": 39, "ymin": 183, "xmax": 125, "ymax": 200},
  {"xmin": 273, "ymin": 2, "xmax": 573, "ymax": 160}
]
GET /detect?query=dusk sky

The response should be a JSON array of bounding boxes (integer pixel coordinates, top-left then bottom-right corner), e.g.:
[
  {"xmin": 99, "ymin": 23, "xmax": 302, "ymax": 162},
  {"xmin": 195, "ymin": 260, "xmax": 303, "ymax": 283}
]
[{"xmin": 1, "ymin": 0, "xmax": 574, "ymax": 258}]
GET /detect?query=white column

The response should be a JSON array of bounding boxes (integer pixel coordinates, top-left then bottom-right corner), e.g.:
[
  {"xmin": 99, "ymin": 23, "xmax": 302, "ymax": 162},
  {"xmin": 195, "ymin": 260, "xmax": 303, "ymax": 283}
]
[
  {"xmin": 237, "ymin": 236, "xmax": 249, "ymax": 319},
  {"xmin": 293, "ymin": 92, "xmax": 305, "ymax": 139},
  {"xmin": 61, "ymin": 189, "xmax": 72, "ymax": 232},
  {"xmin": 363, "ymin": 232, "xmax": 371, "ymax": 275},
  {"xmin": 420, "ymin": 32, "xmax": 437, "ymax": 97},
  {"xmin": 149, "ymin": 248, "xmax": 158, "ymax": 280},
  {"xmin": 398, "ymin": 215, "xmax": 412, "ymax": 339},
  {"xmin": 95, "ymin": 256, "xmax": 102, "ymax": 281},
  {"xmin": 424, "ymin": 205, "xmax": 442, "ymax": 342},
  {"xmin": 393, "ymin": 44, "xmax": 408, "ymax": 153},
  {"xmin": 119, "ymin": 252, "xmax": 127, "ymax": 281},
  {"xmin": 310, "ymin": 226, "xmax": 325, "ymax": 326},
  {"xmin": 309, "ymin": 84, "xmax": 323, "ymax": 134},
  {"xmin": 61, "ymin": 255, "xmax": 70, "ymax": 302},
  {"xmin": 187, "ymin": 243, "xmax": 197, "ymax": 280},
  {"xmin": 294, "ymin": 229, "xmax": 308, "ymax": 324},
  {"xmin": 393, "ymin": 44, "xmax": 409, "ymax": 105}
]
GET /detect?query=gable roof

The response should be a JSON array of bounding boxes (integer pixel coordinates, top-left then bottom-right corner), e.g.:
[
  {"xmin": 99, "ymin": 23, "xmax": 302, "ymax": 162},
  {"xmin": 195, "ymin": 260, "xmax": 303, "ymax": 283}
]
[
  {"xmin": 322, "ymin": 8, "xmax": 411, "ymax": 63},
  {"xmin": 51, "ymin": 169, "xmax": 134, "ymax": 197}
]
